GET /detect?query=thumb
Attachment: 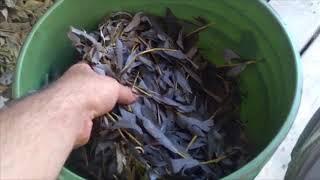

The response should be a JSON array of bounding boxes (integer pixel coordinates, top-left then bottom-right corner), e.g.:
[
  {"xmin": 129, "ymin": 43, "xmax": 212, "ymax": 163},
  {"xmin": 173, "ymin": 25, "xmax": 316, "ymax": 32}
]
[{"xmin": 117, "ymin": 85, "xmax": 138, "ymax": 104}]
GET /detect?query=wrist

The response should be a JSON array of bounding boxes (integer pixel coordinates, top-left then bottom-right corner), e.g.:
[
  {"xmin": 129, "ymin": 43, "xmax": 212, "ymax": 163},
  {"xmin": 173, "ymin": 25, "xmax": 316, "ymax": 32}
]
[
  {"xmin": 0, "ymin": 84, "xmax": 86, "ymax": 179},
  {"xmin": 38, "ymin": 85, "xmax": 86, "ymax": 145},
  {"xmin": 45, "ymin": 82, "xmax": 94, "ymax": 146}
]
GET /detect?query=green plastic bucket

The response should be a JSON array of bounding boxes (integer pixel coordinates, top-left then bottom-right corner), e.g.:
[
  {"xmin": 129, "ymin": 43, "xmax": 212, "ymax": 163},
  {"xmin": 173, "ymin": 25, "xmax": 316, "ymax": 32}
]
[{"xmin": 13, "ymin": 0, "xmax": 302, "ymax": 179}]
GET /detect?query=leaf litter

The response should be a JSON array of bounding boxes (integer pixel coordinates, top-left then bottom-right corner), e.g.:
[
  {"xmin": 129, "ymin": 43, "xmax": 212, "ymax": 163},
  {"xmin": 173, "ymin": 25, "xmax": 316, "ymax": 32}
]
[
  {"xmin": 65, "ymin": 9, "xmax": 253, "ymax": 180},
  {"xmin": 0, "ymin": 0, "xmax": 54, "ymax": 100}
]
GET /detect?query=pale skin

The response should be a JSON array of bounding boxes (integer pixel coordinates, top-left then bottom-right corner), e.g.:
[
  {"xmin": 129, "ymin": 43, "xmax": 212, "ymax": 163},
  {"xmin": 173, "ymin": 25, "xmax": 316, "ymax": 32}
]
[{"xmin": 0, "ymin": 63, "xmax": 137, "ymax": 179}]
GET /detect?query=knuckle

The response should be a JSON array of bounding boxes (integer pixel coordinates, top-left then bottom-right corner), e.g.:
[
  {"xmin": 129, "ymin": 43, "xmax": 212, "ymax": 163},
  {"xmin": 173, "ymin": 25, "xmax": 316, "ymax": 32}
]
[
  {"xmin": 71, "ymin": 63, "xmax": 91, "ymax": 72},
  {"xmin": 105, "ymin": 77, "xmax": 119, "ymax": 87}
]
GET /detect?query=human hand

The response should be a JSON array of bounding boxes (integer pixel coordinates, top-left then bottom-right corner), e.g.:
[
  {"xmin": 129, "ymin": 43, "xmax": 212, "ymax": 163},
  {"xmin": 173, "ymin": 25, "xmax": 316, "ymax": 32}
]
[
  {"xmin": 53, "ymin": 63, "xmax": 137, "ymax": 147},
  {"xmin": 0, "ymin": 63, "xmax": 137, "ymax": 179}
]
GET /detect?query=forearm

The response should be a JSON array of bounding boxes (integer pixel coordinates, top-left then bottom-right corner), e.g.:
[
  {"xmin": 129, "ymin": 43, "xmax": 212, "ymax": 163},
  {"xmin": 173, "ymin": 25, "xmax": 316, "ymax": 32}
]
[{"xmin": 0, "ymin": 84, "xmax": 87, "ymax": 179}]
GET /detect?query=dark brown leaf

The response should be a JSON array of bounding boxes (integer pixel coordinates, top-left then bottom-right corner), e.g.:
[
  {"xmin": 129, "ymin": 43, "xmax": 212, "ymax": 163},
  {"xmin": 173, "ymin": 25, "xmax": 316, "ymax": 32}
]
[
  {"xmin": 170, "ymin": 158, "xmax": 200, "ymax": 173},
  {"xmin": 124, "ymin": 12, "xmax": 143, "ymax": 32},
  {"xmin": 226, "ymin": 63, "xmax": 247, "ymax": 77},
  {"xmin": 132, "ymin": 103, "xmax": 182, "ymax": 155},
  {"xmin": 174, "ymin": 70, "xmax": 192, "ymax": 93},
  {"xmin": 70, "ymin": 26, "xmax": 99, "ymax": 45},
  {"xmin": 176, "ymin": 113, "xmax": 214, "ymax": 136},
  {"xmin": 176, "ymin": 28, "xmax": 184, "ymax": 50},
  {"xmin": 223, "ymin": 48, "xmax": 240, "ymax": 63},
  {"xmin": 115, "ymin": 39, "xmax": 124, "ymax": 69},
  {"xmin": 111, "ymin": 108, "xmax": 143, "ymax": 134},
  {"xmin": 186, "ymin": 46, "xmax": 198, "ymax": 59}
]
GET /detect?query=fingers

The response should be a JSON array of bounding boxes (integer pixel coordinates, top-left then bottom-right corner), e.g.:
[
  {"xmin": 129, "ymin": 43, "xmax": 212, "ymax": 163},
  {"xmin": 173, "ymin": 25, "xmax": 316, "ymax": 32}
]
[
  {"xmin": 102, "ymin": 76, "xmax": 137, "ymax": 105},
  {"xmin": 92, "ymin": 77, "xmax": 137, "ymax": 116},
  {"xmin": 63, "ymin": 63, "xmax": 137, "ymax": 117},
  {"xmin": 117, "ymin": 85, "xmax": 137, "ymax": 104}
]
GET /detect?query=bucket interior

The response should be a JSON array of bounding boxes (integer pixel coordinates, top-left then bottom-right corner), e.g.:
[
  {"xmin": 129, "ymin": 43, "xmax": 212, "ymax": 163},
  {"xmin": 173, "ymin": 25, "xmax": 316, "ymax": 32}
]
[{"xmin": 14, "ymin": 0, "xmax": 300, "ymax": 179}]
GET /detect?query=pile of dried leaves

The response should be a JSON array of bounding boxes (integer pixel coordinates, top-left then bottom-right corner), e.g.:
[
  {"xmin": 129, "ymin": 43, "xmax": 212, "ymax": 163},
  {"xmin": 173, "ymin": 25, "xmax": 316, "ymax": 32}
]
[
  {"xmin": 0, "ymin": 0, "xmax": 53, "ymax": 100},
  {"xmin": 66, "ymin": 9, "xmax": 252, "ymax": 180}
]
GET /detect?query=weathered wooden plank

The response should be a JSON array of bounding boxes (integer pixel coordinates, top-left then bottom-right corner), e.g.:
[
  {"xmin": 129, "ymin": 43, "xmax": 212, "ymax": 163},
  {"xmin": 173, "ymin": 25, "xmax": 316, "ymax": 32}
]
[
  {"xmin": 257, "ymin": 37, "xmax": 320, "ymax": 179},
  {"xmin": 269, "ymin": 0, "xmax": 320, "ymax": 52}
]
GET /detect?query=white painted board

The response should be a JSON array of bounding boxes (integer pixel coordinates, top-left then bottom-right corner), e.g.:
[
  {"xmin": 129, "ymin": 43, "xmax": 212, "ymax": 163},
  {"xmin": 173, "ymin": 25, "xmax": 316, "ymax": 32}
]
[{"xmin": 269, "ymin": 0, "xmax": 320, "ymax": 51}]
